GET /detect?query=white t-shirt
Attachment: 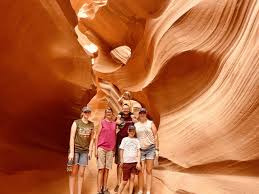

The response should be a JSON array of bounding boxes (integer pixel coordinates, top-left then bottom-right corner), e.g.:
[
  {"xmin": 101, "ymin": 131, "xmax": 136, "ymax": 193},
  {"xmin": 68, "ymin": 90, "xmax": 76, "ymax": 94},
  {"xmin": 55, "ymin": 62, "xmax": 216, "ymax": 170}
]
[
  {"xmin": 135, "ymin": 120, "xmax": 155, "ymax": 149},
  {"xmin": 119, "ymin": 137, "xmax": 140, "ymax": 163}
]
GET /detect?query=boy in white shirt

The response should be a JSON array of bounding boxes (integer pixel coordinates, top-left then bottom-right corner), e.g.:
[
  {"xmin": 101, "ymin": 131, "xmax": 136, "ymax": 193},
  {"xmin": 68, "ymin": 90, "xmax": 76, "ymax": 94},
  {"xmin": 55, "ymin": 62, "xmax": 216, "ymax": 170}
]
[{"xmin": 118, "ymin": 125, "xmax": 141, "ymax": 194}]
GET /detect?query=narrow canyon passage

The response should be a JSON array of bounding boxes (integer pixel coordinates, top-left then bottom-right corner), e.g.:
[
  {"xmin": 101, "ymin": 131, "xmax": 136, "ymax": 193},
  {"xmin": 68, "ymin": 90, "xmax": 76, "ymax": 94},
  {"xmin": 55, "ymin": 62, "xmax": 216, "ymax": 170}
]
[{"xmin": 0, "ymin": 0, "xmax": 258, "ymax": 194}]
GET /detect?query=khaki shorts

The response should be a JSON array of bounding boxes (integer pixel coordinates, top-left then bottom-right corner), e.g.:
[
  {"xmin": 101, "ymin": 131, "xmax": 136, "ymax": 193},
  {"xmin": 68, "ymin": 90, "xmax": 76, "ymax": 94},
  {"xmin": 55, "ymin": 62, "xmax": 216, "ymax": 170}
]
[{"xmin": 97, "ymin": 147, "xmax": 113, "ymax": 169}]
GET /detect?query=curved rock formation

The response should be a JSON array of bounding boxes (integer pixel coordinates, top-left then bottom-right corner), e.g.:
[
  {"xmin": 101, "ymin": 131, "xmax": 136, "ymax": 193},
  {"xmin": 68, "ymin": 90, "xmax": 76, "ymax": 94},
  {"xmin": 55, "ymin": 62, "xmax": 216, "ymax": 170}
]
[
  {"xmin": 1, "ymin": 0, "xmax": 258, "ymax": 194},
  {"xmin": 73, "ymin": 0, "xmax": 259, "ymax": 193},
  {"xmin": 0, "ymin": 0, "xmax": 95, "ymax": 193}
]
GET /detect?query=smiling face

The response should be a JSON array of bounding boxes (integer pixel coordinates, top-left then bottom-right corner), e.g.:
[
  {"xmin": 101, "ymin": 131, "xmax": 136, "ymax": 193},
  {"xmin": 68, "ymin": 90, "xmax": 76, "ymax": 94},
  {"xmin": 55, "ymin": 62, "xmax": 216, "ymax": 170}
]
[
  {"xmin": 122, "ymin": 104, "xmax": 130, "ymax": 115},
  {"xmin": 128, "ymin": 129, "xmax": 136, "ymax": 138},
  {"xmin": 105, "ymin": 108, "xmax": 113, "ymax": 119},
  {"xmin": 82, "ymin": 111, "xmax": 91, "ymax": 119},
  {"xmin": 139, "ymin": 111, "xmax": 147, "ymax": 121}
]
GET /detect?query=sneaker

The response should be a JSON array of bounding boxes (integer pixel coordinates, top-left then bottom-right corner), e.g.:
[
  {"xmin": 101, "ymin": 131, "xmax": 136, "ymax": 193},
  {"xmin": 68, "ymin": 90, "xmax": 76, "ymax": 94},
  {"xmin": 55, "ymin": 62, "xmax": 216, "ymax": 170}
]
[
  {"xmin": 137, "ymin": 191, "xmax": 143, "ymax": 194},
  {"xmin": 146, "ymin": 191, "xmax": 151, "ymax": 194},
  {"xmin": 103, "ymin": 189, "xmax": 110, "ymax": 194},
  {"xmin": 114, "ymin": 185, "xmax": 119, "ymax": 192}
]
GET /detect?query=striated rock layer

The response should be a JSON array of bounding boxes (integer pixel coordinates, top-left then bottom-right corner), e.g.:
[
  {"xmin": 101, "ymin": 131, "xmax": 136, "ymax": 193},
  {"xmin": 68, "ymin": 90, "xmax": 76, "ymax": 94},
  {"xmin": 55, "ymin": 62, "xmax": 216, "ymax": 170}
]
[
  {"xmin": 72, "ymin": 0, "xmax": 259, "ymax": 193},
  {"xmin": 0, "ymin": 0, "xmax": 95, "ymax": 193},
  {"xmin": 0, "ymin": 0, "xmax": 258, "ymax": 194}
]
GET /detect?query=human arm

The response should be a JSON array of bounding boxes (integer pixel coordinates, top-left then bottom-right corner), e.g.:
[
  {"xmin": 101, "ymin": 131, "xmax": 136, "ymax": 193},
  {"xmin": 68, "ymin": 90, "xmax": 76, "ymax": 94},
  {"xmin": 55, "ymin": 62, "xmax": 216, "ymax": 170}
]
[
  {"xmin": 119, "ymin": 138, "xmax": 125, "ymax": 167},
  {"xmin": 95, "ymin": 121, "xmax": 102, "ymax": 158},
  {"xmin": 118, "ymin": 94, "xmax": 125, "ymax": 104},
  {"xmin": 136, "ymin": 140, "xmax": 141, "ymax": 170},
  {"xmin": 113, "ymin": 127, "xmax": 117, "ymax": 157},
  {"xmin": 88, "ymin": 124, "xmax": 95, "ymax": 160},
  {"xmin": 130, "ymin": 114, "xmax": 138, "ymax": 123},
  {"xmin": 136, "ymin": 148, "xmax": 141, "ymax": 170},
  {"xmin": 68, "ymin": 121, "xmax": 77, "ymax": 160},
  {"xmin": 119, "ymin": 149, "xmax": 124, "ymax": 167},
  {"xmin": 151, "ymin": 122, "xmax": 159, "ymax": 156},
  {"xmin": 116, "ymin": 114, "xmax": 122, "ymax": 125}
]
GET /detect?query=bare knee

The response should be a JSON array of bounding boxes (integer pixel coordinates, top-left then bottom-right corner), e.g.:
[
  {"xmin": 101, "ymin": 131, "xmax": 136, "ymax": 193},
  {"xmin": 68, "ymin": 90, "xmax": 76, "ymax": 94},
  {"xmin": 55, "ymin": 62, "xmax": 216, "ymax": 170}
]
[
  {"xmin": 146, "ymin": 168, "xmax": 152, "ymax": 175},
  {"xmin": 121, "ymin": 181, "xmax": 127, "ymax": 185},
  {"xmin": 70, "ymin": 165, "xmax": 79, "ymax": 177},
  {"xmin": 78, "ymin": 169, "xmax": 85, "ymax": 178},
  {"xmin": 79, "ymin": 172, "xmax": 85, "ymax": 178},
  {"xmin": 70, "ymin": 172, "xmax": 77, "ymax": 177},
  {"xmin": 139, "ymin": 168, "xmax": 145, "ymax": 175},
  {"xmin": 99, "ymin": 169, "xmax": 105, "ymax": 174}
]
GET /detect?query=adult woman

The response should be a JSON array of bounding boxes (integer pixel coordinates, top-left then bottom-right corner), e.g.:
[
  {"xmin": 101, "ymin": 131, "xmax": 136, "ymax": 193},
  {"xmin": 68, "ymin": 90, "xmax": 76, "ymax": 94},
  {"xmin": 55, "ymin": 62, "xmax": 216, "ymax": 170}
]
[
  {"xmin": 68, "ymin": 106, "xmax": 95, "ymax": 194},
  {"xmin": 95, "ymin": 108, "xmax": 117, "ymax": 194},
  {"xmin": 134, "ymin": 108, "xmax": 159, "ymax": 194}
]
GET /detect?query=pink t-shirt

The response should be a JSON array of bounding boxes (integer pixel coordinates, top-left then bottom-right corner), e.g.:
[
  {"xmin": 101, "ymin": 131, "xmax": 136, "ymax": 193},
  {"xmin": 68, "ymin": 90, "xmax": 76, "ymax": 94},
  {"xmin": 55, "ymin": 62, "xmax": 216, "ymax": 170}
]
[{"xmin": 97, "ymin": 119, "xmax": 116, "ymax": 151}]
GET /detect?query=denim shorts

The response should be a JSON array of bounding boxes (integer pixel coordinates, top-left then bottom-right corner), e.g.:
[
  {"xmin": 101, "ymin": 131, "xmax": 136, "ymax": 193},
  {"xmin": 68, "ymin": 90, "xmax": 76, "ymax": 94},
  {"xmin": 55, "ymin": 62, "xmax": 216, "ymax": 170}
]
[
  {"xmin": 74, "ymin": 151, "xmax": 88, "ymax": 166},
  {"xmin": 140, "ymin": 144, "xmax": 156, "ymax": 161}
]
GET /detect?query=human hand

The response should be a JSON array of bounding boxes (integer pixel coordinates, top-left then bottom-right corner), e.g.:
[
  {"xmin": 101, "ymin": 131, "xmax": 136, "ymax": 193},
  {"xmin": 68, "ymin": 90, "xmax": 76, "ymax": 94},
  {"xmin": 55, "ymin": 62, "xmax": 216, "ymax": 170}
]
[
  {"xmin": 131, "ymin": 115, "xmax": 138, "ymax": 123},
  {"xmin": 89, "ymin": 150, "xmax": 93, "ymax": 160},
  {"xmin": 95, "ymin": 150, "xmax": 98, "ymax": 159},
  {"xmin": 68, "ymin": 152, "xmax": 74, "ymax": 160},
  {"xmin": 155, "ymin": 150, "xmax": 159, "ymax": 158},
  {"xmin": 119, "ymin": 162, "xmax": 123, "ymax": 168},
  {"xmin": 136, "ymin": 162, "xmax": 141, "ymax": 170}
]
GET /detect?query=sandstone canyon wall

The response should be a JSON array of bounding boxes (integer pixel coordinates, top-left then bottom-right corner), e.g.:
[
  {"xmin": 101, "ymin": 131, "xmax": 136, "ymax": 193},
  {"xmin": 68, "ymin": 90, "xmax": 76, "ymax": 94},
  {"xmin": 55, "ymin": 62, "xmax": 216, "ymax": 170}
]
[
  {"xmin": 0, "ymin": 0, "xmax": 259, "ymax": 194},
  {"xmin": 0, "ymin": 0, "xmax": 95, "ymax": 193}
]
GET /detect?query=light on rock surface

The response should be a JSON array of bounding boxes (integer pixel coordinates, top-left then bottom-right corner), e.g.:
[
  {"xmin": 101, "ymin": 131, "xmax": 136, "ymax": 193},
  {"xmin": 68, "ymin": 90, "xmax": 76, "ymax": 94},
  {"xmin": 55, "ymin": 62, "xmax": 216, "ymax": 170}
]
[
  {"xmin": 83, "ymin": 43, "xmax": 98, "ymax": 58},
  {"xmin": 110, "ymin": 46, "xmax": 131, "ymax": 65}
]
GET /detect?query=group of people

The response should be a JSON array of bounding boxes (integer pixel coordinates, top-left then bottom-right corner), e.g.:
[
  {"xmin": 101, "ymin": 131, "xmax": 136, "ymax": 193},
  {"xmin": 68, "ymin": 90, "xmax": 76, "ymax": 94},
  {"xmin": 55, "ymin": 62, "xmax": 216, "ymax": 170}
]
[{"xmin": 67, "ymin": 93, "xmax": 159, "ymax": 194}]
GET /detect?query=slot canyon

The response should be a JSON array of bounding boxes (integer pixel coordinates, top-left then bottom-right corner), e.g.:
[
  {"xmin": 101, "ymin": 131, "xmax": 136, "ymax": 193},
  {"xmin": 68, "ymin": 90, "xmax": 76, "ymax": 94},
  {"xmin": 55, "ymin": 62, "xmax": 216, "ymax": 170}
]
[{"xmin": 0, "ymin": 0, "xmax": 258, "ymax": 194}]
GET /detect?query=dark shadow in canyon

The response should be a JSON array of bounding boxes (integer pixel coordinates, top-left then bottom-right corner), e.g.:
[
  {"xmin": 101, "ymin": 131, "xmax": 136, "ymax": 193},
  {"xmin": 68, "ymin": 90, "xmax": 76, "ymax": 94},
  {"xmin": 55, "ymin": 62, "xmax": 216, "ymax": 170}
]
[{"xmin": 145, "ymin": 51, "xmax": 220, "ymax": 114}]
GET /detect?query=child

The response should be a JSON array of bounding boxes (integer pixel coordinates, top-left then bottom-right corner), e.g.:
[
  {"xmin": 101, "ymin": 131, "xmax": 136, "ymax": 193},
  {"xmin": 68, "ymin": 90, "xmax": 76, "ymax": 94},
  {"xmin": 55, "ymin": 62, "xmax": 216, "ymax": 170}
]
[
  {"xmin": 118, "ymin": 125, "xmax": 141, "ymax": 194},
  {"xmin": 95, "ymin": 108, "xmax": 117, "ymax": 194}
]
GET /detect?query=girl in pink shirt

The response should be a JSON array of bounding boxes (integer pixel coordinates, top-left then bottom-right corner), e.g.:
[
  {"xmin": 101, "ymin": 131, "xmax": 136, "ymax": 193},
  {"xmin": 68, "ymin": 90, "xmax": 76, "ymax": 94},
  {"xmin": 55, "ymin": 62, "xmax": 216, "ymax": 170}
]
[{"xmin": 95, "ymin": 108, "xmax": 116, "ymax": 194}]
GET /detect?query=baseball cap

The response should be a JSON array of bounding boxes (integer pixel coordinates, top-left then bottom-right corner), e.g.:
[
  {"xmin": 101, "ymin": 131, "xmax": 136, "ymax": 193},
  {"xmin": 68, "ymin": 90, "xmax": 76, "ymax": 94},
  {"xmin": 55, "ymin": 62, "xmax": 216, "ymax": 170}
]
[
  {"xmin": 128, "ymin": 125, "xmax": 136, "ymax": 131},
  {"xmin": 139, "ymin": 108, "xmax": 147, "ymax": 113},
  {"xmin": 82, "ymin": 106, "xmax": 91, "ymax": 113}
]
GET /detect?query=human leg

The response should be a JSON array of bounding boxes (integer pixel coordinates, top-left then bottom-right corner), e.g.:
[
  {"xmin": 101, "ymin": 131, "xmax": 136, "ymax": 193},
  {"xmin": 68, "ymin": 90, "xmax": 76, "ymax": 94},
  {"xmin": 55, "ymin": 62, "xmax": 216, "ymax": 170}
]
[
  {"xmin": 103, "ymin": 150, "xmax": 113, "ymax": 193},
  {"xmin": 77, "ymin": 165, "xmax": 86, "ymax": 194},
  {"xmin": 77, "ymin": 152, "xmax": 88, "ymax": 194},
  {"xmin": 69, "ymin": 165, "xmax": 79, "ymax": 194},
  {"xmin": 145, "ymin": 159, "xmax": 154, "ymax": 193},
  {"xmin": 128, "ymin": 173, "xmax": 135, "ymax": 194},
  {"xmin": 97, "ymin": 148, "xmax": 106, "ymax": 193}
]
